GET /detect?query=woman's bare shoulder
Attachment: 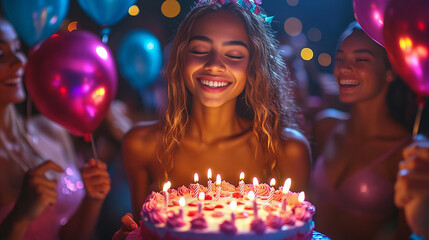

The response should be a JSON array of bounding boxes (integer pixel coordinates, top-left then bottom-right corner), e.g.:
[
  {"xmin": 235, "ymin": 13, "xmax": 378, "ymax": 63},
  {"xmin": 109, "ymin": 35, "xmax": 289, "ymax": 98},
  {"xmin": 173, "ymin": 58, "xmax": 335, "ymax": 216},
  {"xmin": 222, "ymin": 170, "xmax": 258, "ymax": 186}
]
[{"xmin": 122, "ymin": 120, "xmax": 164, "ymax": 165}]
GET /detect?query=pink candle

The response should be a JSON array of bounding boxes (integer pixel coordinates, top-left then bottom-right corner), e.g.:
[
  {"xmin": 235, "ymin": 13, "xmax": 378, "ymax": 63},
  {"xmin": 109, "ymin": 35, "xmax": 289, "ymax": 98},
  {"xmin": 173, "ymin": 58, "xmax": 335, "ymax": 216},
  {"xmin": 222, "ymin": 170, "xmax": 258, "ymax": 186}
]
[
  {"xmin": 193, "ymin": 173, "xmax": 199, "ymax": 198},
  {"xmin": 207, "ymin": 169, "xmax": 212, "ymax": 193},
  {"xmin": 230, "ymin": 200, "xmax": 237, "ymax": 224},
  {"xmin": 163, "ymin": 181, "xmax": 171, "ymax": 208},
  {"xmin": 281, "ymin": 178, "xmax": 291, "ymax": 212},
  {"xmin": 268, "ymin": 178, "xmax": 275, "ymax": 203},
  {"xmin": 179, "ymin": 197, "xmax": 185, "ymax": 217},
  {"xmin": 248, "ymin": 191, "xmax": 257, "ymax": 218},
  {"xmin": 239, "ymin": 172, "xmax": 244, "ymax": 196},
  {"xmin": 253, "ymin": 177, "xmax": 259, "ymax": 198},
  {"xmin": 198, "ymin": 192, "xmax": 205, "ymax": 216},
  {"xmin": 215, "ymin": 174, "xmax": 221, "ymax": 201}
]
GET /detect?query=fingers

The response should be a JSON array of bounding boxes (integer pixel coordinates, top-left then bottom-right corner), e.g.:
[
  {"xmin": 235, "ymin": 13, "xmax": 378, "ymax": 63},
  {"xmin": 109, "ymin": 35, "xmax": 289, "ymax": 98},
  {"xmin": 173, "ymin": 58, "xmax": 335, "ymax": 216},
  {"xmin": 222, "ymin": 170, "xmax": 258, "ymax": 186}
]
[
  {"xmin": 82, "ymin": 159, "xmax": 111, "ymax": 200},
  {"xmin": 121, "ymin": 213, "xmax": 138, "ymax": 231},
  {"xmin": 31, "ymin": 160, "xmax": 64, "ymax": 175}
]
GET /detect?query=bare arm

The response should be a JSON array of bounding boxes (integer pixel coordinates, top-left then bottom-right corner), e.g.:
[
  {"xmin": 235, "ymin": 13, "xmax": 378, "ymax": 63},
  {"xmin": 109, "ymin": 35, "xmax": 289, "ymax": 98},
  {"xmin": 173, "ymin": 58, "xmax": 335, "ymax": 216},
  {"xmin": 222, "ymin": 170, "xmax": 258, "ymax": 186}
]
[{"xmin": 277, "ymin": 128, "xmax": 312, "ymax": 192}]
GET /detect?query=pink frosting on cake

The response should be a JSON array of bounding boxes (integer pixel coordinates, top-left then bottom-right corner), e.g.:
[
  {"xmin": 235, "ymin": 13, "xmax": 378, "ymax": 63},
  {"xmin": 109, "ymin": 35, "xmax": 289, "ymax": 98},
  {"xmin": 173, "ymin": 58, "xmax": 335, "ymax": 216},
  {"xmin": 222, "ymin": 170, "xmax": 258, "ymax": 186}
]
[
  {"xmin": 250, "ymin": 218, "xmax": 267, "ymax": 234},
  {"xmin": 148, "ymin": 207, "xmax": 167, "ymax": 224},
  {"xmin": 266, "ymin": 214, "xmax": 284, "ymax": 229},
  {"xmin": 220, "ymin": 220, "xmax": 238, "ymax": 235},
  {"xmin": 177, "ymin": 185, "xmax": 190, "ymax": 196},
  {"xmin": 256, "ymin": 183, "xmax": 271, "ymax": 196},
  {"xmin": 191, "ymin": 216, "xmax": 208, "ymax": 230}
]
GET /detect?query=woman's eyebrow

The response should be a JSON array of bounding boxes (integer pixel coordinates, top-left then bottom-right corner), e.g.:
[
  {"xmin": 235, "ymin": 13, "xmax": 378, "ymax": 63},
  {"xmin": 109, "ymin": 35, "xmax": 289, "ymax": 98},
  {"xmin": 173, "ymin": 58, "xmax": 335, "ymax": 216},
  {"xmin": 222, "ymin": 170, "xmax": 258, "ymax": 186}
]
[{"xmin": 189, "ymin": 35, "xmax": 248, "ymax": 50}]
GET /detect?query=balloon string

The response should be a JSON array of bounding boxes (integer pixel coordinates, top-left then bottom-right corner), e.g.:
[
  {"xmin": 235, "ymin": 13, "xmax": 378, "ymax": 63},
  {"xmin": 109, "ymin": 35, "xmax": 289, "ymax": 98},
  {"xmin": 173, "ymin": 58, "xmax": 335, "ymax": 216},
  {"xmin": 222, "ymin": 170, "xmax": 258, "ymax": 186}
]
[
  {"xmin": 90, "ymin": 133, "xmax": 99, "ymax": 160},
  {"xmin": 412, "ymin": 99, "xmax": 425, "ymax": 136}
]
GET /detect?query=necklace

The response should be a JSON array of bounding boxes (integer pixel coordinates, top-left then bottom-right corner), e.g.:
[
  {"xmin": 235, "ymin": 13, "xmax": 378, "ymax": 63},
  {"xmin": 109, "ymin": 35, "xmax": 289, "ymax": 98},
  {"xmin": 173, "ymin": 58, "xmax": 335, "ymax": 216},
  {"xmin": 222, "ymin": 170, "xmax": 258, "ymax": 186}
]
[{"xmin": 0, "ymin": 106, "xmax": 45, "ymax": 172}]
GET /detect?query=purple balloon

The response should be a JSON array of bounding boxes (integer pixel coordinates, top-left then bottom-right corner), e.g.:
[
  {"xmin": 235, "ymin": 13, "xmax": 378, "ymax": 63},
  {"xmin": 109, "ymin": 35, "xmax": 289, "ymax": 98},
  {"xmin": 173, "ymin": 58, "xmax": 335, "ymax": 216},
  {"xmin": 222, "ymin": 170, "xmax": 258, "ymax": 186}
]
[
  {"xmin": 353, "ymin": 0, "xmax": 390, "ymax": 46},
  {"xmin": 25, "ymin": 30, "xmax": 117, "ymax": 136}
]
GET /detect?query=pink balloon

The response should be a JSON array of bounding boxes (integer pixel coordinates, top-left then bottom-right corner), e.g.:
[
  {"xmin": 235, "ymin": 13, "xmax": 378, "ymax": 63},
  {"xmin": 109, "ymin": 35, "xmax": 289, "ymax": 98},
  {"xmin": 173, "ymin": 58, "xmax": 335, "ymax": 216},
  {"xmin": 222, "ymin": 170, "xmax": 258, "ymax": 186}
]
[
  {"xmin": 353, "ymin": 0, "xmax": 390, "ymax": 46},
  {"xmin": 25, "ymin": 30, "xmax": 117, "ymax": 136},
  {"xmin": 383, "ymin": 0, "xmax": 429, "ymax": 97}
]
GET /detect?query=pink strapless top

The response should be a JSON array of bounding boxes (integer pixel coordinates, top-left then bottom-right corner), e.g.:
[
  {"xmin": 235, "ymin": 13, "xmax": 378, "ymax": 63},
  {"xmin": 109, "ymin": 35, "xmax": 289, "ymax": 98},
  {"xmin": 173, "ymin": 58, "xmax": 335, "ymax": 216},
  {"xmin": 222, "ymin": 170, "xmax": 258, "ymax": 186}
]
[
  {"xmin": 0, "ymin": 164, "xmax": 85, "ymax": 240},
  {"xmin": 309, "ymin": 137, "xmax": 410, "ymax": 217}
]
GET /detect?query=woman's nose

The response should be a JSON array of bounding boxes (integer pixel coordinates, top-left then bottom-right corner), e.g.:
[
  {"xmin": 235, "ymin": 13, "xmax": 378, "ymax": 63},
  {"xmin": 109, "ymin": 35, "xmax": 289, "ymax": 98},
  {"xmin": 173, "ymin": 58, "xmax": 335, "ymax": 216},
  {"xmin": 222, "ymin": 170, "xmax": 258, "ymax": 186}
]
[
  {"xmin": 10, "ymin": 52, "xmax": 26, "ymax": 69},
  {"xmin": 336, "ymin": 60, "xmax": 352, "ymax": 74},
  {"xmin": 204, "ymin": 52, "xmax": 225, "ymax": 72}
]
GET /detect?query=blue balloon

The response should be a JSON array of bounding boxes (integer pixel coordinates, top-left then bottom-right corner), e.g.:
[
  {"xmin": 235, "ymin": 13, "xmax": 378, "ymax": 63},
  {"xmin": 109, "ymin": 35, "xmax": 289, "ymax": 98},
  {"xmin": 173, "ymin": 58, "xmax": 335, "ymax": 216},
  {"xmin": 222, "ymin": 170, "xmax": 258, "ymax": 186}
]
[
  {"xmin": 118, "ymin": 30, "xmax": 163, "ymax": 90},
  {"xmin": 2, "ymin": 0, "xmax": 69, "ymax": 47},
  {"xmin": 77, "ymin": 0, "xmax": 136, "ymax": 26}
]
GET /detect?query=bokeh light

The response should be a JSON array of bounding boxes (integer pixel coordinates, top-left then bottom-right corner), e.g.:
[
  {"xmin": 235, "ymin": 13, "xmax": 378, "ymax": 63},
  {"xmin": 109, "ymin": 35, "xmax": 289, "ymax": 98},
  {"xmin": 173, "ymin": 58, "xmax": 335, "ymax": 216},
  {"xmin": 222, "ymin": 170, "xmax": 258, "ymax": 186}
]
[
  {"xmin": 301, "ymin": 48, "xmax": 313, "ymax": 60},
  {"xmin": 284, "ymin": 17, "xmax": 303, "ymax": 36},
  {"xmin": 128, "ymin": 5, "xmax": 139, "ymax": 16},
  {"xmin": 318, "ymin": 53, "xmax": 332, "ymax": 67},
  {"xmin": 286, "ymin": 0, "xmax": 299, "ymax": 7},
  {"xmin": 161, "ymin": 0, "xmax": 181, "ymax": 18},
  {"xmin": 307, "ymin": 27, "xmax": 322, "ymax": 42},
  {"xmin": 67, "ymin": 21, "xmax": 78, "ymax": 32}
]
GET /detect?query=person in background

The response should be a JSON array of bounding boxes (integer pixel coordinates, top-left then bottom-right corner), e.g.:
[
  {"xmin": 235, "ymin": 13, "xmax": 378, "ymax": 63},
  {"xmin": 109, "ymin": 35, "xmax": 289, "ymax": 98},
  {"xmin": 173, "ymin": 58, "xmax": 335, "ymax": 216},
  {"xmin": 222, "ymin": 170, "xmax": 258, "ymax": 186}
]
[
  {"xmin": 395, "ymin": 134, "xmax": 429, "ymax": 240},
  {"xmin": 0, "ymin": 17, "xmax": 110, "ymax": 240},
  {"xmin": 114, "ymin": 1, "xmax": 311, "ymax": 239},
  {"xmin": 309, "ymin": 22, "xmax": 414, "ymax": 240}
]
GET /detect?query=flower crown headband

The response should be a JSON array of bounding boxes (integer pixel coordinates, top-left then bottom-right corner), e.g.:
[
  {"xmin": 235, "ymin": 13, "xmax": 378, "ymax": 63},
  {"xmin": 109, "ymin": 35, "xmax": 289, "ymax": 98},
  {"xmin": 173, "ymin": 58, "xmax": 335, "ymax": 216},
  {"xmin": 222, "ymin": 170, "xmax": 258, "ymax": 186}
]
[{"xmin": 197, "ymin": 0, "xmax": 274, "ymax": 23}]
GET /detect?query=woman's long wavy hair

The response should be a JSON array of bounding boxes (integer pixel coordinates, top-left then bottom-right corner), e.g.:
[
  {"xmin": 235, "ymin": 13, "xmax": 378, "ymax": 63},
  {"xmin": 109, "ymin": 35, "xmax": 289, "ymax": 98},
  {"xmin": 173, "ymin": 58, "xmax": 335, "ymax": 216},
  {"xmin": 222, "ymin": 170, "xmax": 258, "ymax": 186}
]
[{"xmin": 161, "ymin": 2, "xmax": 298, "ymax": 180}]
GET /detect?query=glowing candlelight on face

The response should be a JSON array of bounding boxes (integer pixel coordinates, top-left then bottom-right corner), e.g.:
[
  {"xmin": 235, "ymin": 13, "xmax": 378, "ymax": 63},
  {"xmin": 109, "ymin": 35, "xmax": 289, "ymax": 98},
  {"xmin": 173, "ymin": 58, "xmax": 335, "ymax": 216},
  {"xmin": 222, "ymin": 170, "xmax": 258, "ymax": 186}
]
[
  {"xmin": 193, "ymin": 173, "xmax": 199, "ymax": 198},
  {"xmin": 239, "ymin": 172, "xmax": 245, "ymax": 195},
  {"xmin": 230, "ymin": 200, "xmax": 237, "ymax": 223},
  {"xmin": 207, "ymin": 169, "xmax": 212, "ymax": 192},
  {"xmin": 248, "ymin": 190, "xmax": 258, "ymax": 218},
  {"xmin": 163, "ymin": 181, "xmax": 171, "ymax": 208},
  {"xmin": 179, "ymin": 197, "xmax": 185, "ymax": 217},
  {"xmin": 198, "ymin": 192, "xmax": 205, "ymax": 216},
  {"xmin": 268, "ymin": 178, "xmax": 275, "ymax": 203},
  {"xmin": 215, "ymin": 174, "xmax": 221, "ymax": 201},
  {"xmin": 253, "ymin": 177, "xmax": 259, "ymax": 197}
]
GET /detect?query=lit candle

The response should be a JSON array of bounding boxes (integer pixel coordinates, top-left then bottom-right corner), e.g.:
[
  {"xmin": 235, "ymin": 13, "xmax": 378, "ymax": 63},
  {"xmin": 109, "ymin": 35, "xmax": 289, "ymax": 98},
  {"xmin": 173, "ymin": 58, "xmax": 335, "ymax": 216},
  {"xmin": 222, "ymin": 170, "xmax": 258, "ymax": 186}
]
[
  {"xmin": 298, "ymin": 191, "xmax": 305, "ymax": 204},
  {"xmin": 215, "ymin": 174, "xmax": 221, "ymax": 201},
  {"xmin": 281, "ymin": 178, "xmax": 291, "ymax": 212},
  {"xmin": 248, "ymin": 190, "xmax": 257, "ymax": 218},
  {"xmin": 179, "ymin": 197, "xmax": 185, "ymax": 217},
  {"xmin": 230, "ymin": 200, "xmax": 237, "ymax": 224},
  {"xmin": 207, "ymin": 169, "xmax": 212, "ymax": 193},
  {"xmin": 268, "ymin": 178, "xmax": 275, "ymax": 203},
  {"xmin": 253, "ymin": 177, "xmax": 259, "ymax": 198},
  {"xmin": 239, "ymin": 172, "xmax": 245, "ymax": 195},
  {"xmin": 193, "ymin": 173, "xmax": 199, "ymax": 198},
  {"xmin": 163, "ymin": 181, "xmax": 171, "ymax": 208},
  {"xmin": 198, "ymin": 192, "xmax": 205, "ymax": 216}
]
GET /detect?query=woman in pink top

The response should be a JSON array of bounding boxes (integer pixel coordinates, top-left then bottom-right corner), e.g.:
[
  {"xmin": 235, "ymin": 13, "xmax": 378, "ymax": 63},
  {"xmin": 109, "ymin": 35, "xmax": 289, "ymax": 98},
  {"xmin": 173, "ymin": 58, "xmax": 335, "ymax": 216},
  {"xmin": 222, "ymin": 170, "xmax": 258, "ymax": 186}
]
[
  {"xmin": 0, "ymin": 18, "xmax": 111, "ymax": 240},
  {"xmin": 309, "ymin": 22, "xmax": 414, "ymax": 240}
]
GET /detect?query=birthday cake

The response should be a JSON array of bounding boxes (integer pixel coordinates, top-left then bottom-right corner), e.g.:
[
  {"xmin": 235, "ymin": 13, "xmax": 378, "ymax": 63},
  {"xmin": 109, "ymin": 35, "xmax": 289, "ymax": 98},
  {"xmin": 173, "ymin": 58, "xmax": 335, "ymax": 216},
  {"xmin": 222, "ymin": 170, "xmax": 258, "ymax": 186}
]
[{"xmin": 138, "ymin": 178, "xmax": 315, "ymax": 240}]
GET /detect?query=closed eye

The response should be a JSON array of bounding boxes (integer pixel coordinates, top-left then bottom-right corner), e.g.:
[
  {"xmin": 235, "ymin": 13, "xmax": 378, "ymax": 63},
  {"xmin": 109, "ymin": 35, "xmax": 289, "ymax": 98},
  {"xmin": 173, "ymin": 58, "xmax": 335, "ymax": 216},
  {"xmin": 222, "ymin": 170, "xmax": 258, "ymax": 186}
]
[
  {"xmin": 356, "ymin": 58, "xmax": 369, "ymax": 62},
  {"xmin": 226, "ymin": 55, "xmax": 244, "ymax": 60},
  {"xmin": 190, "ymin": 50, "xmax": 208, "ymax": 55}
]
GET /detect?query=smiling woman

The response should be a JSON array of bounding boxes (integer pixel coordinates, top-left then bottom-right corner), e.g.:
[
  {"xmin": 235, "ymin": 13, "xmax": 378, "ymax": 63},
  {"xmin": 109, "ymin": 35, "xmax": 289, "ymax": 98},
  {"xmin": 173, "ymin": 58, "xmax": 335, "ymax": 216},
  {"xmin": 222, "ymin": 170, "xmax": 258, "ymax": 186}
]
[{"xmin": 115, "ymin": 2, "xmax": 312, "ymax": 238}]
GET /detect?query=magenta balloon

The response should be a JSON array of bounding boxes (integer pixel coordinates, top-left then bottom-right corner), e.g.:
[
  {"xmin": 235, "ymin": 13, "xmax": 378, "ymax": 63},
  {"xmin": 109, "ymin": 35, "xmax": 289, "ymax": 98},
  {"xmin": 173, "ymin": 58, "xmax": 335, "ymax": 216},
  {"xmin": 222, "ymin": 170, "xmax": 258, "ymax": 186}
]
[
  {"xmin": 383, "ymin": 0, "xmax": 429, "ymax": 97},
  {"xmin": 25, "ymin": 30, "xmax": 117, "ymax": 136},
  {"xmin": 353, "ymin": 0, "xmax": 390, "ymax": 46}
]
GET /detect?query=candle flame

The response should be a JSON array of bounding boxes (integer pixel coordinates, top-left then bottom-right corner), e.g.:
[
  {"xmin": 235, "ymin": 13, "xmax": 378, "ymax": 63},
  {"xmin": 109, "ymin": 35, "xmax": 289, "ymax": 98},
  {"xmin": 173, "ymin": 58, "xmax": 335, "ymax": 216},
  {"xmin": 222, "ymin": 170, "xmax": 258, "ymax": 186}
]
[
  {"xmin": 298, "ymin": 191, "xmax": 305, "ymax": 203},
  {"xmin": 253, "ymin": 177, "xmax": 259, "ymax": 186},
  {"xmin": 239, "ymin": 172, "xmax": 244, "ymax": 180},
  {"xmin": 199, "ymin": 192, "xmax": 205, "ymax": 201},
  {"xmin": 179, "ymin": 197, "xmax": 185, "ymax": 207},
  {"xmin": 270, "ymin": 178, "xmax": 276, "ymax": 186},
  {"xmin": 194, "ymin": 173, "xmax": 199, "ymax": 183},
  {"xmin": 208, "ymin": 169, "xmax": 212, "ymax": 179},
  {"xmin": 163, "ymin": 181, "xmax": 171, "ymax": 191},
  {"xmin": 283, "ymin": 178, "xmax": 291, "ymax": 194},
  {"xmin": 248, "ymin": 191, "xmax": 255, "ymax": 200},
  {"xmin": 216, "ymin": 174, "xmax": 221, "ymax": 185},
  {"xmin": 230, "ymin": 200, "xmax": 237, "ymax": 210}
]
